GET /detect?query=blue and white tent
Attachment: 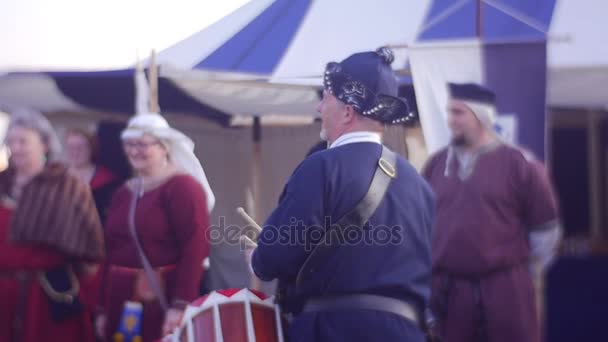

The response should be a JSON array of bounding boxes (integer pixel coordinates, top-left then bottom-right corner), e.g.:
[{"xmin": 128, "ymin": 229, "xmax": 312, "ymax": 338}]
[
  {"xmin": 409, "ymin": 0, "xmax": 608, "ymax": 159},
  {"xmin": 150, "ymin": 0, "xmax": 429, "ymax": 119},
  {"xmin": 0, "ymin": 0, "xmax": 429, "ymax": 124},
  {"xmin": 0, "ymin": 0, "xmax": 605, "ymax": 128}
]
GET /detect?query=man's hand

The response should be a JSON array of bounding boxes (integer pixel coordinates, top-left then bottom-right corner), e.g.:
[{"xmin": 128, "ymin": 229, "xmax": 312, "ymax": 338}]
[
  {"xmin": 162, "ymin": 308, "xmax": 184, "ymax": 337},
  {"xmin": 241, "ymin": 235, "xmax": 258, "ymax": 274},
  {"xmin": 245, "ymin": 248, "xmax": 256, "ymax": 270},
  {"xmin": 95, "ymin": 314, "xmax": 106, "ymax": 339}
]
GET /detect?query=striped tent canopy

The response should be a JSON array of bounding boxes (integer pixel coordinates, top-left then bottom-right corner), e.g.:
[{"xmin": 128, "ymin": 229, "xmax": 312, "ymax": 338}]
[
  {"xmin": 0, "ymin": 0, "xmax": 429, "ymax": 124},
  {"xmin": 0, "ymin": 0, "xmax": 604, "ymax": 125},
  {"xmin": 409, "ymin": 0, "xmax": 607, "ymax": 158}
]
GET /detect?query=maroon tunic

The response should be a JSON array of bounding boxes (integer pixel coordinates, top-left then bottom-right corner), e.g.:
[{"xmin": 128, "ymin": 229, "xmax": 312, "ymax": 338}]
[
  {"xmin": 423, "ymin": 144, "xmax": 558, "ymax": 342},
  {"xmin": 101, "ymin": 174, "xmax": 210, "ymax": 342},
  {"xmin": 0, "ymin": 205, "xmax": 96, "ymax": 342}
]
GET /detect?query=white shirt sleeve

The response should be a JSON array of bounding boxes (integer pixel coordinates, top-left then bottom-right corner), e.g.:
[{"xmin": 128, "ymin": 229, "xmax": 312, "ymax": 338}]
[{"xmin": 529, "ymin": 224, "xmax": 562, "ymax": 273}]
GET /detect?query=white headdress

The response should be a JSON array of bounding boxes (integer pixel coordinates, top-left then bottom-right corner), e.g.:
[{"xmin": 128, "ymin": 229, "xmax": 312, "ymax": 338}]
[{"xmin": 121, "ymin": 113, "xmax": 215, "ymax": 212}]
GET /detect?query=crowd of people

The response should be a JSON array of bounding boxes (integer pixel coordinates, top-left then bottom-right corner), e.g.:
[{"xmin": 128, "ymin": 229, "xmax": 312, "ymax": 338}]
[
  {"xmin": 0, "ymin": 47, "xmax": 560, "ymax": 342},
  {"xmin": 0, "ymin": 110, "xmax": 214, "ymax": 342}
]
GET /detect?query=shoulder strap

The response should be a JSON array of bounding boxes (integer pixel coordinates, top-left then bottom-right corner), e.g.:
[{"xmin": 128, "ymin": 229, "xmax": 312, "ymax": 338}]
[
  {"xmin": 342, "ymin": 145, "xmax": 397, "ymax": 226},
  {"xmin": 295, "ymin": 146, "xmax": 397, "ymax": 289},
  {"xmin": 128, "ymin": 179, "xmax": 169, "ymax": 311}
]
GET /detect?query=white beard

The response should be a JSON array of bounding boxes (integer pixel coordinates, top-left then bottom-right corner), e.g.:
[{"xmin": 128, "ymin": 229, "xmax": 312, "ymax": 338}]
[{"xmin": 319, "ymin": 127, "xmax": 328, "ymax": 141}]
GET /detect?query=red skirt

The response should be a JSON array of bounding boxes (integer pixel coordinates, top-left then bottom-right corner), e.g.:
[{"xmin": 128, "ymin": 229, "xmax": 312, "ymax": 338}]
[
  {"xmin": 0, "ymin": 271, "xmax": 95, "ymax": 342},
  {"xmin": 103, "ymin": 265, "xmax": 177, "ymax": 342}
]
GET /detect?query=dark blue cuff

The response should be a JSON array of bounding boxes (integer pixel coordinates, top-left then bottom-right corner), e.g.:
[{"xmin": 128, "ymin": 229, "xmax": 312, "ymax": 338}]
[{"xmin": 251, "ymin": 249, "xmax": 274, "ymax": 282}]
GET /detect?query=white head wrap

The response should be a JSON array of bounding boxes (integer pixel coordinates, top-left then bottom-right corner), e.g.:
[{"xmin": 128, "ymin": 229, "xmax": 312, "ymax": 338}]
[
  {"xmin": 121, "ymin": 113, "xmax": 215, "ymax": 212},
  {"xmin": 444, "ymin": 100, "xmax": 500, "ymax": 177},
  {"xmin": 463, "ymin": 100, "xmax": 498, "ymax": 131}
]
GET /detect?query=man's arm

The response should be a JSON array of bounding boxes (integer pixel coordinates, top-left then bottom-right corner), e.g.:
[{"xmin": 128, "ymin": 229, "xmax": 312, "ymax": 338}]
[
  {"xmin": 252, "ymin": 157, "xmax": 327, "ymax": 281},
  {"xmin": 521, "ymin": 158, "xmax": 562, "ymax": 273}
]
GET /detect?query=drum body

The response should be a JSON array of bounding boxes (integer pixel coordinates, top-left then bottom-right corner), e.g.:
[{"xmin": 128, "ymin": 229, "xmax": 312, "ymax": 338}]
[{"xmin": 172, "ymin": 288, "xmax": 285, "ymax": 342}]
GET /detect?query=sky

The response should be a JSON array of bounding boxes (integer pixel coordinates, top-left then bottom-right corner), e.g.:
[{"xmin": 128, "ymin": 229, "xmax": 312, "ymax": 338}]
[
  {"xmin": 0, "ymin": 0, "xmax": 250, "ymax": 71},
  {"xmin": 0, "ymin": 0, "xmax": 605, "ymax": 71}
]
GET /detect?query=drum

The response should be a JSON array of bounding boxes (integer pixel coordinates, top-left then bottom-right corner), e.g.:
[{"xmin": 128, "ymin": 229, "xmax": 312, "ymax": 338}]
[{"xmin": 169, "ymin": 288, "xmax": 286, "ymax": 342}]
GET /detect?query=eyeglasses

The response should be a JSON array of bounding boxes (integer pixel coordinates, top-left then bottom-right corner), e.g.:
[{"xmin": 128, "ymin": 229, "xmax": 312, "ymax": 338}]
[{"xmin": 122, "ymin": 140, "xmax": 161, "ymax": 150}]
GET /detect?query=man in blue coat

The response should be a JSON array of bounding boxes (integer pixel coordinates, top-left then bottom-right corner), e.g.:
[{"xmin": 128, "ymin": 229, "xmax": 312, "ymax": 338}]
[{"xmin": 250, "ymin": 47, "xmax": 435, "ymax": 342}]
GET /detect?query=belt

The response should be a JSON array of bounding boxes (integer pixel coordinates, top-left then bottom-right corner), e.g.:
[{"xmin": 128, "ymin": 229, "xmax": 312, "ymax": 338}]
[
  {"xmin": 109, "ymin": 264, "xmax": 176, "ymax": 274},
  {"xmin": 0, "ymin": 270, "xmax": 36, "ymax": 279},
  {"xmin": 438, "ymin": 275, "xmax": 487, "ymax": 341},
  {"xmin": 303, "ymin": 294, "xmax": 420, "ymax": 327}
]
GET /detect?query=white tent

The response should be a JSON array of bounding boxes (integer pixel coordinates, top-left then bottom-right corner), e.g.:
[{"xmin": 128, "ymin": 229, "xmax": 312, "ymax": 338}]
[
  {"xmin": 408, "ymin": 0, "xmax": 608, "ymax": 154},
  {"xmin": 0, "ymin": 0, "xmax": 605, "ymax": 119},
  {"xmin": 548, "ymin": 0, "xmax": 608, "ymax": 109},
  {"xmin": 155, "ymin": 0, "xmax": 430, "ymax": 118}
]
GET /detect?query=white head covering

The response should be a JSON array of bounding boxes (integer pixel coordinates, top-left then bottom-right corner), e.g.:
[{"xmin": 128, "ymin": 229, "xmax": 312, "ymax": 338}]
[
  {"xmin": 121, "ymin": 113, "xmax": 215, "ymax": 212},
  {"xmin": 444, "ymin": 100, "xmax": 500, "ymax": 177},
  {"xmin": 463, "ymin": 100, "xmax": 498, "ymax": 131}
]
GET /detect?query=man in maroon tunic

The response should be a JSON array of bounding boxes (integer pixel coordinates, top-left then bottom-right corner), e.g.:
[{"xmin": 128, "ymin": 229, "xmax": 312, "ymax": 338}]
[{"xmin": 422, "ymin": 83, "xmax": 561, "ymax": 342}]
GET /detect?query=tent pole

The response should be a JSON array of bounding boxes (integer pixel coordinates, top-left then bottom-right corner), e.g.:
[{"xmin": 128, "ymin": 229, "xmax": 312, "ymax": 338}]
[
  {"xmin": 252, "ymin": 116, "xmax": 262, "ymax": 224},
  {"xmin": 148, "ymin": 49, "xmax": 160, "ymax": 113},
  {"xmin": 250, "ymin": 116, "xmax": 263, "ymax": 290},
  {"xmin": 587, "ymin": 110, "xmax": 602, "ymax": 239},
  {"xmin": 477, "ymin": 0, "xmax": 484, "ymax": 38}
]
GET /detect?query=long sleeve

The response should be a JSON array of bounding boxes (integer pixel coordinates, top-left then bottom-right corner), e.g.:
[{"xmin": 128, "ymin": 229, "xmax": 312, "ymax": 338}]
[
  {"xmin": 518, "ymin": 158, "xmax": 562, "ymax": 271},
  {"xmin": 529, "ymin": 227, "xmax": 562, "ymax": 271},
  {"xmin": 252, "ymin": 156, "xmax": 326, "ymax": 281},
  {"xmin": 165, "ymin": 176, "xmax": 210, "ymax": 307},
  {"xmin": 518, "ymin": 159, "xmax": 560, "ymax": 230}
]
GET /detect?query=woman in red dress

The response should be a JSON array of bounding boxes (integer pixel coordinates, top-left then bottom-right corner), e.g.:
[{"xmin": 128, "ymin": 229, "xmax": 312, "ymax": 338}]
[
  {"xmin": 64, "ymin": 128, "xmax": 121, "ymax": 224},
  {"xmin": 0, "ymin": 109, "xmax": 104, "ymax": 342},
  {"xmin": 64, "ymin": 128, "xmax": 123, "ymax": 326},
  {"xmin": 98, "ymin": 113, "xmax": 214, "ymax": 341}
]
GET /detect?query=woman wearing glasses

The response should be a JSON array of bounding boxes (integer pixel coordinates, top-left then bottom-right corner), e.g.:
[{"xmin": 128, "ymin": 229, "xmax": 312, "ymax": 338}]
[{"xmin": 97, "ymin": 113, "xmax": 214, "ymax": 341}]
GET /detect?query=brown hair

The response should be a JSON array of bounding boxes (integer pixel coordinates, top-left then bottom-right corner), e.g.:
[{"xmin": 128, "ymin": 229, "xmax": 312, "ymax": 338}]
[{"xmin": 65, "ymin": 128, "xmax": 99, "ymax": 164}]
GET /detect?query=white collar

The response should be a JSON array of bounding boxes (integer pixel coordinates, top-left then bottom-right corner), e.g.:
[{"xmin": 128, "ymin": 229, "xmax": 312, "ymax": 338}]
[{"xmin": 329, "ymin": 131, "xmax": 382, "ymax": 149}]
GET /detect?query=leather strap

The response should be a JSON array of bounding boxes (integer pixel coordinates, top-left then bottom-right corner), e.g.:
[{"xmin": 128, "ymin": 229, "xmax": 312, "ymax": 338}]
[
  {"xmin": 295, "ymin": 146, "xmax": 397, "ymax": 289},
  {"xmin": 128, "ymin": 179, "xmax": 169, "ymax": 311},
  {"xmin": 303, "ymin": 294, "xmax": 419, "ymax": 326}
]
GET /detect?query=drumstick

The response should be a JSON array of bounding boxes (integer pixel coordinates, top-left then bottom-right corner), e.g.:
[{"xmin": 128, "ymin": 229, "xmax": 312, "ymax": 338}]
[
  {"xmin": 240, "ymin": 235, "xmax": 258, "ymax": 248},
  {"xmin": 236, "ymin": 207, "xmax": 262, "ymax": 234},
  {"xmin": 236, "ymin": 207, "xmax": 263, "ymax": 291}
]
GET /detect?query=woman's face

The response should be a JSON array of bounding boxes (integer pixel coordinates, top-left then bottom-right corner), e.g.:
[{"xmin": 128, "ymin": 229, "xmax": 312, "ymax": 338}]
[
  {"xmin": 6, "ymin": 126, "xmax": 47, "ymax": 171},
  {"xmin": 122, "ymin": 133, "xmax": 168, "ymax": 174},
  {"xmin": 65, "ymin": 133, "xmax": 92, "ymax": 168}
]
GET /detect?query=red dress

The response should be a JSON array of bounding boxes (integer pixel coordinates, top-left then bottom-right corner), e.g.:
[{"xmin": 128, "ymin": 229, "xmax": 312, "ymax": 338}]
[
  {"xmin": 101, "ymin": 174, "xmax": 210, "ymax": 342},
  {"xmin": 80, "ymin": 166, "xmax": 120, "ymax": 311},
  {"xmin": 90, "ymin": 166, "xmax": 121, "ymax": 224},
  {"xmin": 0, "ymin": 205, "xmax": 96, "ymax": 342}
]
